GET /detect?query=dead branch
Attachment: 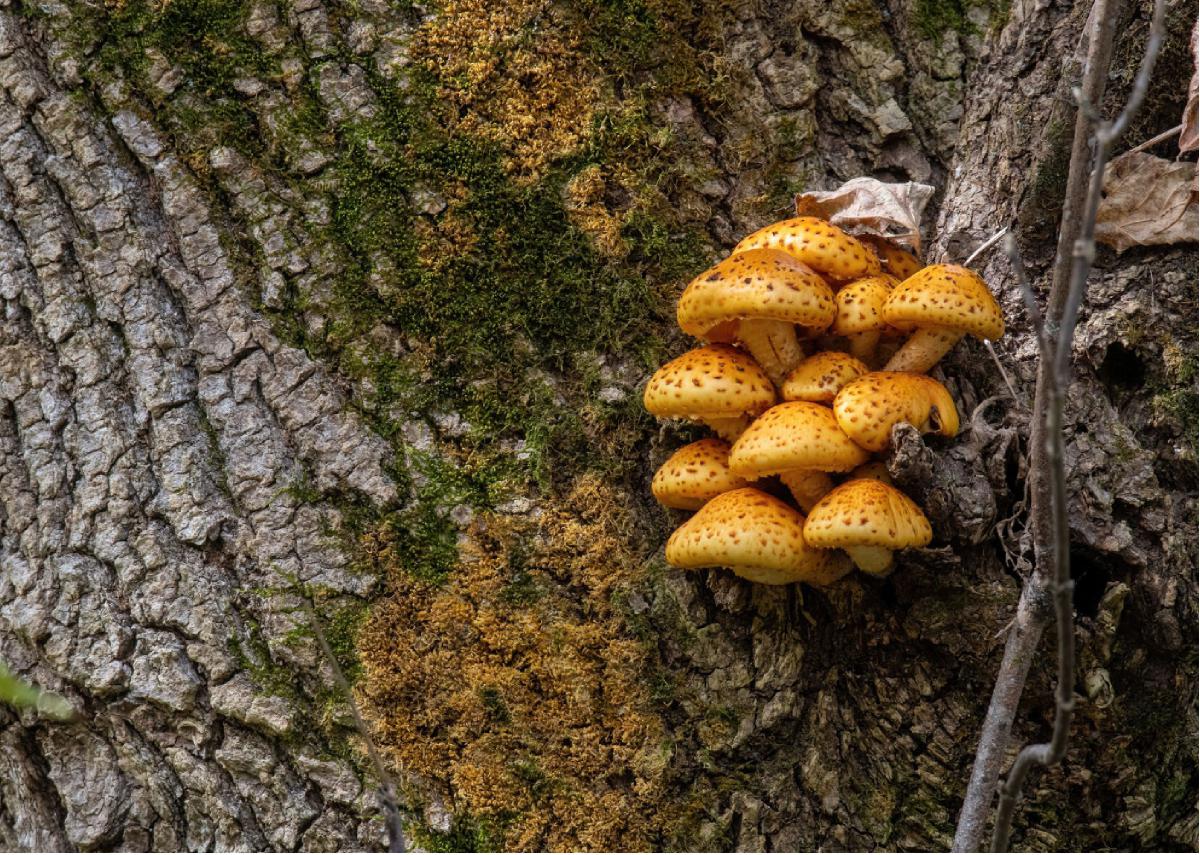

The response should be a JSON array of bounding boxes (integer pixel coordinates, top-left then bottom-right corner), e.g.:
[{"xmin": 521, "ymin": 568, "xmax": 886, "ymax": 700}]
[{"xmin": 953, "ymin": 0, "xmax": 1168, "ymax": 849}]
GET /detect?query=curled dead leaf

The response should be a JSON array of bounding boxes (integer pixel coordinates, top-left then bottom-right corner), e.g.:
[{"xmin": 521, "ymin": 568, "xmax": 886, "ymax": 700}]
[
  {"xmin": 795, "ymin": 178, "xmax": 934, "ymax": 254},
  {"xmin": 1095, "ymin": 151, "xmax": 1198, "ymax": 253}
]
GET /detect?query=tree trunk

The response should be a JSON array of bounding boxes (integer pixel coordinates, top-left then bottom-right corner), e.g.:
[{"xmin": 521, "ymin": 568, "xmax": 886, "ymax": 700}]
[{"xmin": 0, "ymin": 0, "xmax": 1194, "ymax": 850}]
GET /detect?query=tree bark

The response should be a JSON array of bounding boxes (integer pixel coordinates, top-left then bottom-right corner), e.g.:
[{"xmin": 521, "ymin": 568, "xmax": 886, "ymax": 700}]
[{"xmin": 0, "ymin": 0, "xmax": 1194, "ymax": 850}]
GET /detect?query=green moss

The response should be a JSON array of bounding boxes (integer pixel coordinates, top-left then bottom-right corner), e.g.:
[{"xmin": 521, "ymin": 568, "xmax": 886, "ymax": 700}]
[
  {"xmin": 909, "ymin": 0, "xmax": 977, "ymax": 39},
  {"xmin": 409, "ymin": 813, "xmax": 507, "ymax": 853}
]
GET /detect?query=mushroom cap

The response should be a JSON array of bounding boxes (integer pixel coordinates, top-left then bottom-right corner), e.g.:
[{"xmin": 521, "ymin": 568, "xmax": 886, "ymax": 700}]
[
  {"xmin": 644, "ymin": 344, "xmax": 776, "ymax": 420},
  {"xmin": 832, "ymin": 275, "xmax": 897, "ymax": 336},
  {"xmin": 846, "ymin": 460, "xmax": 893, "ymax": 485},
  {"xmin": 863, "ymin": 235, "xmax": 923, "ymax": 280},
  {"xmin": 832, "ymin": 371, "xmax": 960, "ymax": 452},
  {"xmin": 781, "ymin": 351, "xmax": 870, "ymax": 403},
  {"xmin": 733, "ymin": 217, "xmax": 881, "ymax": 280},
  {"xmin": 729, "ymin": 401, "xmax": 870, "ymax": 477},
  {"xmin": 804, "ymin": 479, "xmax": 932, "ymax": 551},
  {"xmin": 652, "ymin": 439, "xmax": 748, "ymax": 510},
  {"xmin": 665, "ymin": 487, "xmax": 838, "ymax": 584},
  {"xmin": 678, "ymin": 249, "xmax": 836, "ymax": 339},
  {"xmin": 882, "ymin": 264, "xmax": 1005, "ymax": 340}
]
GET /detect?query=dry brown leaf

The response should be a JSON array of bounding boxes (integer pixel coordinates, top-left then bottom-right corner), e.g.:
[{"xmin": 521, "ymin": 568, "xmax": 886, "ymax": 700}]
[
  {"xmin": 1095, "ymin": 151, "xmax": 1198, "ymax": 253},
  {"xmin": 1180, "ymin": 20, "xmax": 1198, "ymax": 153},
  {"xmin": 795, "ymin": 178, "xmax": 934, "ymax": 253}
]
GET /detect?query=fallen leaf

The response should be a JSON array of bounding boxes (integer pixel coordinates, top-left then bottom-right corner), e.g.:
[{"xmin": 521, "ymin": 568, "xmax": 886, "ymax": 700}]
[
  {"xmin": 1095, "ymin": 151, "xmax": 1198, "ymax": 253},
  {"xmin": 795, "ymin": 178, "xmax": 934, "ymax": 253},
  {"xmin": 1180, "ymin": 20, "xmax": 1198, "ymax": 153}
]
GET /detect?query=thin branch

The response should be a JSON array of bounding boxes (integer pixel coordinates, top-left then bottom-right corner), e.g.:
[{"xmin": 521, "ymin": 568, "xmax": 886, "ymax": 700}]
[
  {"xmin": 988, "ymin": 0, "xmax": 1167, "ymax": 849},
  {"xmin": 1004, "ymin": 233, "xmax": 1054, "ymax": 368},
  {"xmin": 302, "ymin": 597, "xmax": 410, "ymax": 853},
  {"xmin": 1126, "ymin": 122, "xmax": 1184, "ymax": 154},
  {"xmin": 965, "ymin": 226, "xmax": 1010, "ymax": 266}
]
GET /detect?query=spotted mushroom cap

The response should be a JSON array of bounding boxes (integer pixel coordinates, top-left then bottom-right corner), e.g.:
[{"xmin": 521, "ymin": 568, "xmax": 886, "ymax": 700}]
[
  {"xmin": 832, "ymin": 371, "xmax": 960, "ymax": 453},
  {"xmin": 832, "ymin": 275, "xmax": 898, "ymax": 336},
  {"xmin": 882, "ymin": 264, "xmax": 1005, "ymax": 340},
  {"xmin": 846, "ymin": 460, "xmax": 893, "ymax": 485},
  {"xmin": 665, "ymin": 487, "xmax": 840, "ymax": 585},
  {"xmin": 733, "ymin": 217, "xmax": 881, "ymax": 280},
  {"xmin": 644, "ymin": 344, "xmax": 776, "ymax": 420},
  {"xmin": 729, "ymin": 401, "xmax": 869, "ymax": 478},
  {"xmin": 678, "ymin": 249, "xmax": 836, "ymax": 339},
  {"xmin": 804, "ymin": 479, "xmax": 932, "ymax": 551},
  {"xmin": 863, "ymin": 235, "xmax": 923, "ymax": 280},
  {"xmin": 652, "ymin": 439, "xmax": 748, "ymax": 510},
  {"xmin": 781, "ymin": 351, "xmax": 870, "ymax": 403}
]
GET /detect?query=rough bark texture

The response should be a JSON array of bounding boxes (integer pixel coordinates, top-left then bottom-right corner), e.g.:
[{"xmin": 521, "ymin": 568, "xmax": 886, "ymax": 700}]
[{"xmin": 0, "ymin": 0, "xmax": 1194, "ymax": 851}]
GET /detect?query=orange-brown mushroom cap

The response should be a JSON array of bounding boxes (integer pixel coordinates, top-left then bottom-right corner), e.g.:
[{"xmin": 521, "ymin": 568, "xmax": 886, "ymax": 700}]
[
  {"xmin": 862, "ymin": 235, "xmax": 923, "ymax": 280},
  {"xmin": 729, "ymin": 401, "xmax": 870, "ymax": 477},
  {"xmin": 832, "ymin": 371, "xmax": 960, "ymax": 452},
  {"xmin": 733, "ymin": 217, "xmax": 881, "ymax": 280},
  {"xmin": 803, "ymin": 479, "xmax": 932, "ymax": 551},
  {"xmin": 665, "ymin": 487, "xmax": 846, "ymax": 585},
  {"xmin": 643, "ymin": 344, "xmax": 776, "ymax": 421},
  {"xmin": 882, "ymin": 264, "xmax": 1005, "ymax": 340},
  {"xmin": 833, "ymin": 276, "xmax": 897, "ymax": 336},
  {"xmin": 781, "ymin": 351, "xmax": 870, "ymax": 403},
  {"xmin": 652, "ymin": 439, "xmax": 748, "ymax": 510},
  {"xmin": 678, "ymin": 249, "xmax": 836, "ymax": 338}
]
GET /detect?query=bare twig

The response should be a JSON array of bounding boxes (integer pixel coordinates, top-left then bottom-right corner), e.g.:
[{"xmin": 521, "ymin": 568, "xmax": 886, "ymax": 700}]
[
  {"xmin": 1126, "ymin": 122, "xmax": 1184, "ymax": 153},
  {"xmin": 953, "ymin": 0, "xmax": 1167, "ymax": 848},
  {"xmin": 302, "ymin": 597, "xmax": 410, "ymax": 853},
  {"xmin": 964, "ymin": 226, "xmax": 1010, "ymax": 266}
]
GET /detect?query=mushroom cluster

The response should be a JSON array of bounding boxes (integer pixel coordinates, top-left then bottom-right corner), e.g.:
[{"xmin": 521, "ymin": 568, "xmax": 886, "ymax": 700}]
[{"xmin": 645, "ymin": 215, "xmax": 1004, "ymax": 586}]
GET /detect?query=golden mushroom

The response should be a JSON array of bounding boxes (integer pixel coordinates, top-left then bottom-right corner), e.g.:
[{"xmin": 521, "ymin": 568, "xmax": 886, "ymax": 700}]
[
  {"xmin": 832, "ymin": 275, "xmax": 898, "ymax": 366},
  {"xmin": 733, "ymin": 216, "xmax": 881, "ymax": 281},
  {"xmin": 677, "ymin": 249, "xmax": 836, "ymax": 387},
  {"xmin": 832, "ymin": 371, "xmax": 960, "ymax": 453},
  {"xmin": 861, "ymin": 235, "xmax": 923, "ymax": 280},
  {"xmin": 803, "ymin": 479, "xmax": 932, "ymax": 575},
  {"xmin": 781, "ymin": 351, "xmax": 870, "ymax": 404},
  {"xmin": 651, "ymin": 439, "xmax": 748, "ymax": 510},
  {"xmin": 881, "ymin": 264, "xmax": 1005, "ymax": 373},
  {"xmin": 666, "ymin": 487, "xmax": 851, "ymax": 586},
  {"xmin": 845, "ymin": 460, "xmax": 893, "ymax": 485},
  {"xmin": 643, "ymin": 344, "xmax": 776, "ymax": 441},
  {"xmin": 729, "ymin": 401, "xmax": 869, "ymax": 512}
]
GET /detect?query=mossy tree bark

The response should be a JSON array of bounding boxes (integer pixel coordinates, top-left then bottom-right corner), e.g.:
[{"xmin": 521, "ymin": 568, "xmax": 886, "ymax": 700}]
[{"xmin": 0, "ymin": 0, "xmax": 1194, "ymax": 850}]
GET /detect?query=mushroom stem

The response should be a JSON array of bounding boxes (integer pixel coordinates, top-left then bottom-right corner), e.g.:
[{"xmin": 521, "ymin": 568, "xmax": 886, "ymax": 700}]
[
  {"xmin": 844, "ymin": 545, "xmax": 895, "ymax": 575},
  {"xmin": 737, "ymin": 319, "xmax": 804, "ymax": 387},
  {"xmin": 883, "ymin": 326, "xmax": 964, "ymax": 373},
  {"xmin": 778, "ymin": 469, "xmax": 835, "ymax": 513},
  {"xmin": 703, "ymin": 416, "xmax": 753, "ymax": 442},
  {"xmin": 846, "ymin": 330, "xmax": 882, "ymax": 367}
]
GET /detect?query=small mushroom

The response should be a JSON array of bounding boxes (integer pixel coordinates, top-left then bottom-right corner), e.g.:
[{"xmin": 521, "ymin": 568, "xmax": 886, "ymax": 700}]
[
  {"xmin": 832, "ymin": 275, "xmax": 898, "ymax": 366},
  {"xmin": 729, "ymin": 401, "xmax": 869, "ymax": 512},
  {"xmin": 832, "ymin": 371, "xmax": 960, "ymax": 453},
  {"xmin": 651, "ymin": 439, "xmax": 748, "ymax": 510},
  {"xmin": 862, "ymin": 235, "xmax": 922, "ymax": 280},
  {"xmin": 781, "ymin": 351, "xmax": 869, "ymax": 404},
  {"xmin": 666, "ymin": 487, "xmax": 851, "ymax": 585},
  {"xmin": 643, "ymin": 344, "xmax": 776, "ymax": 441},
  {"xmin": 803, "ymin": 479, "xmax": 932, "ymax": 575},
  {"xmin": 881, "ymin": 264, "xmax": 1005, "ymax": 373},
  {"xmin": 733, "ymin": 216, "xmax": 881, "ymax": 281},
  {"xmin": 845, "ymin": 460, "xmax": 893, "ymax": 485},
  {"xmin": 678, "ymin": 249, "xmax": 836, "ymax": 387}
]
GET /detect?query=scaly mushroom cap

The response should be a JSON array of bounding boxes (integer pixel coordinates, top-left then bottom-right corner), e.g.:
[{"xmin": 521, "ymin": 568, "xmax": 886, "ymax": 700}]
[
  {"xmin": 832, "ymin": 371, "xmax": 960, "ymax": 452},
  {"xmin": 678, "ymin": 249, "xmax": 836, "ymax": 338},
  {"xmin": 729, "ymin": 401, "xmax": 869, "ymax": 477},
  {"xmin": 781, "ymin": 351, "xmax": 870, "ymax": 403},
  {"xmin": 665, "ymin": 487, "xmax": 840, "ymax": 585},
  {"xmin": 644, "ymin": 344, "xmax": 776, "ymax": 420},
  {"xmin": 652, "ymin": 439, "xmax": 748, "ymax": 510},
  {"xmin": 804, "ymin": 479, "xmax": 932, "ymax": 551},
  {"xmin": 733, "ymin": 217, "xmax": 881, "ymax": 280},
  {"xmin": 832, "ymin": 276, "xmax": 897, "ymax": 336},
  {"xmin": 882, "ymin": 264, "xmax": 1005, "ymax": 340},
  {"xmin": 846, "ymin": 461, "xmax": 893, "ymax": 485},
  {"xmin": 863, "ymin": 235, "xmax": 923, "ymax": 280}
]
